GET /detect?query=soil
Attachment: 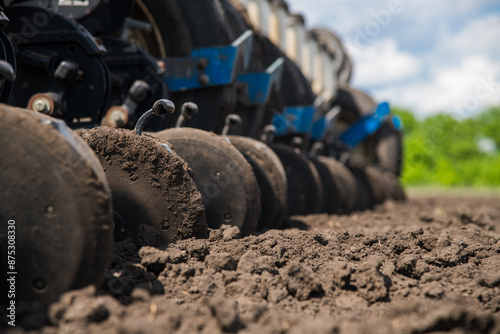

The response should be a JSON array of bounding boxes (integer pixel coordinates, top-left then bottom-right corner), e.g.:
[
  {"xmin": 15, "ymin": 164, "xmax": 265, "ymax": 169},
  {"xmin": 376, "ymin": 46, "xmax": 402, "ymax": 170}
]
[
  {"xmin": 77, "ymin": 127, "xmax": 207, "ymax": 243},
  {"xmin": 7, "ymin": 196, "xmax": 500, "ymax": 334}
]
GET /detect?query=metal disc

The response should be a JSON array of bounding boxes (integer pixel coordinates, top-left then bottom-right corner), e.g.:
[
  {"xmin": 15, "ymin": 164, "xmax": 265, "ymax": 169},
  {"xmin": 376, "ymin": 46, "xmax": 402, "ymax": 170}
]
[
  {"xmin": 347, "ymin": 165, "xmax": 374, "ymax": 212},
  {"xmin": 363, "ymin": 166, "xmax": 392, "ymax": 205},
  {"xmin": 78, "ymin": 127, "xmax": 207, "ymax": 243},
  {"xmin": 309, "ymin": 157, "xmax": 341, "ymax": 214},
  {"xmin": 270, "ymin": 144, "xmax": 323, "ymax": 216},
  {"xmin": 228, "ymin": 136, "xmax": 288, "ymax": 230},
  {"xmin": 381, "ymin": 171, "xmax": 406, "ymax": 201},
  {"xmin": 152, "ymin": 128, "xmax": 260, "ymax": 236},
  {"xmin": 312, "ymin": 156, "xmax": 357, "ymax": 214},
  {"xmin": 0, "ymin": 105, "xmax": 113, "ymax": 304}
]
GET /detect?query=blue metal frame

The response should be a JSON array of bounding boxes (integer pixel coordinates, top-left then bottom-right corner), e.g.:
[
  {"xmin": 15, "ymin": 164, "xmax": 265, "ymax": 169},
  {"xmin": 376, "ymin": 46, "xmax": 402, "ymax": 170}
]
[
  {"xmin": 310, "ymin": 116, "xmax": 327, "ymax": 141},
  {"xmin": 272, "ymin": 105, "xmax": 316, "ymax": 136},
  {"xmin": 339, "ymin": 102, "xmax": 390, "ymax": 148},
  {"xmin": 164, "ymin": 30, "xmax": 253, "ymax": 92},
  {"xmin": 236, "ymin": 57, "xmax": 284, "ymax": 106}
]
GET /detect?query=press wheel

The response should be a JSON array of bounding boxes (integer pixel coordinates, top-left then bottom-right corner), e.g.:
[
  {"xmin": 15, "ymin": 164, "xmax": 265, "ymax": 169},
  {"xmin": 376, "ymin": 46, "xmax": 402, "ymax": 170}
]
[
  {"xmin": 228, "ymin": 136, "xmax": 287, "ymax": 230},
  {"xmin": 270, "ymin": 144, "xmax": 323, "ymax": 216},
  {"xmin": 0, "ymin": 105, "xmax": 113, "ymax": 303},
  {"xmin": 78, "ymin": 127, "xmax": 208, "ymax": 243},
  {"xmin": 312, "ymin": 156, "xmax": 357, "ymax": 214},
  {"xmin": 153, "ymin": 128, "xmax": 260, "ymax": 236}
]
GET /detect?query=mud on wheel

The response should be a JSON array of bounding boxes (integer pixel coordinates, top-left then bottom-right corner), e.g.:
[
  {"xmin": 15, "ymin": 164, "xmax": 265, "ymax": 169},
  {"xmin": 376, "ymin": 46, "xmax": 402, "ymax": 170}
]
[
  {"xmin": 153, "ymin": 127, "xmax": 261, "ymax": 236},
  {"xmin": 0, "ymin": 105, "xmax": 113, "ymax": 303},
  {"xmin": 78, "ymin": 127, "xmax": 208, "ymax": 244}
]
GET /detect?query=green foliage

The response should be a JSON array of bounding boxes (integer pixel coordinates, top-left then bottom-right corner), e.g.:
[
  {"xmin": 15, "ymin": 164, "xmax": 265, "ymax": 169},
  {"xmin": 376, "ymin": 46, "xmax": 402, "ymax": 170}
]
[{"xmin": 396, "ymin": 106, "xmax": 500, "ymax": 187}]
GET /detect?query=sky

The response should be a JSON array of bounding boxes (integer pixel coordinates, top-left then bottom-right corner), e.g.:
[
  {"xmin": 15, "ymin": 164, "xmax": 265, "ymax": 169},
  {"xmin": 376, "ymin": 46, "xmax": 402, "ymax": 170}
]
[{"xmin": 286, "ymin": 0, "xmax": 500, "ymax": 118}]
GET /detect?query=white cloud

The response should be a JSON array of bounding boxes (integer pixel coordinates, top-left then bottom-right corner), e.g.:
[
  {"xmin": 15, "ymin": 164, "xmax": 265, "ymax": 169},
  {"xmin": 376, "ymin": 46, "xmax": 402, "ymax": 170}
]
[
  {"xmin": 372, "ymin": 55, "xmax": 500, "ymax": 117},
  {"xmin": 437, "ymin": 14, "xmax": 500, "ymax": 63},
  {"xmin": 286, "ymin": 0, "xmax": 500, "ymax": 116},
  {"xmin": 348, "ymin": 39, "xmax": 420, "ymax": 86}
]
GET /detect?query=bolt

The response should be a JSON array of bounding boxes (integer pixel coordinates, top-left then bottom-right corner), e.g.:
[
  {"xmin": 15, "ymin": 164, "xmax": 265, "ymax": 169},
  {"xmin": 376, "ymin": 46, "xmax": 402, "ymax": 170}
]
[
  {"xmin": 32, "ymin": 278, "xmax": 46, "ymax": 292},
  {"xmin": 32, "ymin": 98, "xmax": 51, "ymax": 114},
  {"xmin": 110, "ymin": 109, "xmax": 126, "ymax": 127},
  {"xmin": 197, "ymin": 58, "xmax": 209, "ymax": 69},
  {"xmin": 129, "ymin": 80, "xmax": 150, "ymax": 103},
  {"xmin": 198, "ymin": 74, "xmax": 210, "ymax": 85},
  {"xmin": 45, "ymin": 205, "xmax": 55, "ymax": 215}
]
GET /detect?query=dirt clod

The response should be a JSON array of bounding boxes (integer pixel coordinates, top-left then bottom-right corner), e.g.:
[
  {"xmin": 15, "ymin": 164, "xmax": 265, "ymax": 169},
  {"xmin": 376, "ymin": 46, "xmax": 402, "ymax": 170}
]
[{"xmin": 5, "ymin": 196, "xmax": 500, "ymax": 333}]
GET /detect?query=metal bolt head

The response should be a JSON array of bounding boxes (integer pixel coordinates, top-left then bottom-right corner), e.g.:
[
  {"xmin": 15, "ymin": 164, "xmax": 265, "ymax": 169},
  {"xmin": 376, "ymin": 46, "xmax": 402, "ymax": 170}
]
[
  {"xmin": 110, "ymin": 109, "xmax": 127, "ymax": 127},
  {"xmin": 197, "ymin": 58, "xmax": 209, "ymax": 69},
  {"xmin": 198, "ymin": 74, "xmax": 210, "ymax": 85},
  {"xmin": 129, "ymin": 80, "xmax": 150, "ymax": 103},
  {"xmin": 45, "ymin": 205, "xmax": 56, "ymax": 216},
  {"xmin": 32, "ymin": 97, "xmax": 51, "ymax": 114}
]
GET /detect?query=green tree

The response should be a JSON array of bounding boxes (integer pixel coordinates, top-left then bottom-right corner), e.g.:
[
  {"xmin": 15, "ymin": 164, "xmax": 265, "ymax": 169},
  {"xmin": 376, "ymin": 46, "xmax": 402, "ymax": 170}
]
[{"xmin": 397, "ymin": 106, "xmax": 500, "ymax": 187}]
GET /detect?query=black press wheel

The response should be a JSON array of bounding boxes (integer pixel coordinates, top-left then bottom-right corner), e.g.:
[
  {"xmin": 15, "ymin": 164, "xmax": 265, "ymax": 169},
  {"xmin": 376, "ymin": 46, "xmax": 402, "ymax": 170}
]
[
  {"xmin": 311, "ymin": 156, "xmax": 357, "ymax": 214},
  {"xmin": 270, "ymin": 143, "xmax": 323, "ymax": 216},
  {"xmin": 228, "ymin": 136, "xmax": 287, "ymax": 230},
  {"xmin": 332, "ymin": 84, "xmax": 403, "ymax": 176},
  {"xmin": 153, "ymin": 128, "xmax": 261, "ymax": 236},
  {"xmin": 0, "ymin": 105, "xmax": 113, "ymax": 304},
  {"xmin": 78, "ymin": 127, "xmax": 208, "ymax": 243},
  {"xmin": 347, "ymin": 165, "xmax": 374, "ymax": 212}
]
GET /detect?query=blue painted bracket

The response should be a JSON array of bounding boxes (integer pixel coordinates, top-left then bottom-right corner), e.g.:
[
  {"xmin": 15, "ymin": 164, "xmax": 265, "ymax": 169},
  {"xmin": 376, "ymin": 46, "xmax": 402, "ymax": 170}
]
[
  {"xmin": 236, "ymin": 57, "xmax": 285, "ymax": 106},
  {"xmin": 272, "ymin": 105, "xmax": 316, "ymax": 136},
  {"xmin": 392, "ymin": 115, "xmax": 402, "ymax": 130},
  {"xmin": 310, "ymin": 106, "xmax": 342, "ymax": 141},
  {"xmin": 339, "ymin": 102, "xmax": 391, "ymax": 148},
  {"xmin": 310, "ymin": 116, "xmax": 327, "ymax": 141},
  {"xmin": 164, "ymin": 30, "xmax": 253, "ymax": 92}
]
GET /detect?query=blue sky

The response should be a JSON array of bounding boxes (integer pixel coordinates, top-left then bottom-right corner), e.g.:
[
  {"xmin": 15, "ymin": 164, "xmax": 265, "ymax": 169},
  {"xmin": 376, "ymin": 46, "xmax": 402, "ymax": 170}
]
[{"xmin": 287, "ymin": 0, "xmax": 500, "ymax": 118}]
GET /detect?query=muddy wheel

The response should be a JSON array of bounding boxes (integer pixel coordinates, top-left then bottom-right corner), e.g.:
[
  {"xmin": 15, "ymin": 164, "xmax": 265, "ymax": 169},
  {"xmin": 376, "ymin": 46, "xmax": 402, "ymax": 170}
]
[
  {"xmin": 332, "ymin": 85, "xmax": 403, "ymax": 176},
  {"xmin": 0, "ymin": 105, "xmax": 113, "ymax": 303},
  {"xmin": 270, "ymin": 143, "xmax": 323, "ymax": 216},
  {"xmin": 382, "ymin": 171, "xmax": 407, "ymax": 201},
  {"xmin": 228, "ymin": 136, "xmax": 287, "ymax": 230},
  {"xmin": 77, "ymin": 127, "xmax": 207, "ymax": 243},
  {"xmin": 312, "ymin": 156, "xmax": 357, "ymax": 214},
  {"xmin": 153, "ymin": 128, "xmax": 260, "ymax": 236},
  {"xmin": 363, "ymin": 165, "xmax": 392, "ymax": 205},
  {"xmin": 309, "ymin": 157, "xmax": 341, "ymax": 214},
  {"xmin": 348, "ymin": 165, "xmax": 374, "ymax": 212}
]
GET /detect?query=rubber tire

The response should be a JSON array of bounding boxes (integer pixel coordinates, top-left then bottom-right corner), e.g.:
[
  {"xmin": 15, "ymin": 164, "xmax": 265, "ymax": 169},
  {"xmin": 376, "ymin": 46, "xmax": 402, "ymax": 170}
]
[
  {"xmin": 333, "ymin": 84, "xmax": 403, "ymax": 176},
  {"xmin": 347, "ymin": 165, "xmax": 374, "ymax": 212},
  {"xmin": 78, "ymin": 127, "xmax": 208, "ymax": 243},
  {"xmin": 153, "ymin": 128, "xmax": 261, "ymax": 236},
  {"xmin": 382, "ymin": 170, "xmax": 406, "ymax": 201},
  {"xmin": 270, "ymin": 143, "xmax": 323, "ymax": 216},
  {"xmin": 313, "ymin": 156, "xmax": 357, "ymax": 214},
  {"xmin": 309, "ymin": 157, "xmax": 342, "ymax": 214},
  {"xmin": 228, "ymin": 136, "xmax": 288, "ymax": 230},
  {"xmin": 0, "ymin": 105, "xmax": 113, "ymax": 304},
  {"xmin": 363, "ymin": 165, "xmax": 392, "ymax": 205}
]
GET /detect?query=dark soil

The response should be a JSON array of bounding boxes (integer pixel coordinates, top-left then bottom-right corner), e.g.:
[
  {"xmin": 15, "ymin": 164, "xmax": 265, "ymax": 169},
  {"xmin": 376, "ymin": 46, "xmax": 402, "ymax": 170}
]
[
  {"xmin": 77, "ymin": 127, "xmax": 207, "ymax": 243},
  {"xmin": 9, "ymin": 196, "xmax": 500, "ymax": 333}
]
